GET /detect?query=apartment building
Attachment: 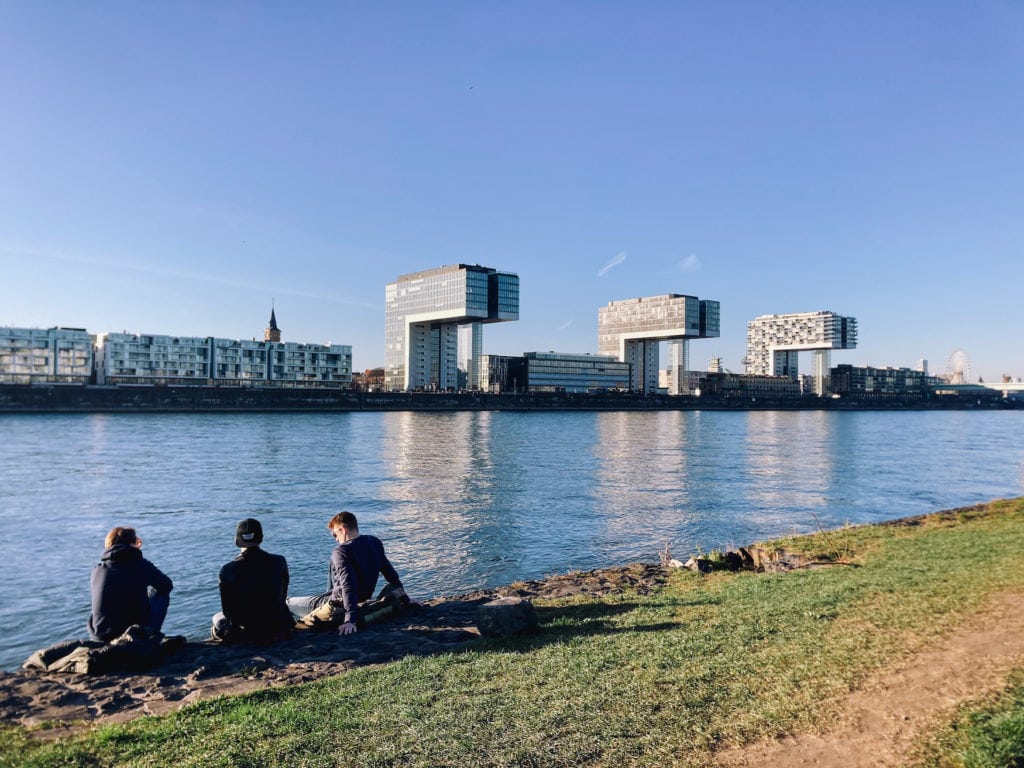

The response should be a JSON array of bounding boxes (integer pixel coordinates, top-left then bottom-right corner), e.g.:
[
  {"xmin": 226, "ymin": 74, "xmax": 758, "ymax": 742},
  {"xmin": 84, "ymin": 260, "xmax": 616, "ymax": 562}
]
[
  {"xmin": 745, "ymin": 311, "xmax": 858, "ymax": 395},
  {"xmin": 96, "ymin": 333, "xmax": 352, "ymax": 387},
  {"xmin": 0, "ymin": 327, "xmax": 95, "ymax": 384}
]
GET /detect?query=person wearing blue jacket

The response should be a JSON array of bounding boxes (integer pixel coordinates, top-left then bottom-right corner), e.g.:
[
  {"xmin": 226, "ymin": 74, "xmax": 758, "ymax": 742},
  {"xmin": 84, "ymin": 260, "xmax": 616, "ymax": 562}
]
[
  {"xmin": 288, "ymin": 511, "xmax": 416, "ymax": 633},
  {"xmin": 87, "ymin": 527, "xmax": 173, "ymax": 642}
]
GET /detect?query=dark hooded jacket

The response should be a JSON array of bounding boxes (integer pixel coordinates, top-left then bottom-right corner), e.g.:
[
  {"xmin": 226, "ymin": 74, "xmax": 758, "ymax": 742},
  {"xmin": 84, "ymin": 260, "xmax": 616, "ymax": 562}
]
[
  {"xmin": 219, "ymin": 546, "xmax": 292, "ymax": 640},
  {"xmin": 88, "ymin": 544, "xmax": 173, "ymax": 642}
]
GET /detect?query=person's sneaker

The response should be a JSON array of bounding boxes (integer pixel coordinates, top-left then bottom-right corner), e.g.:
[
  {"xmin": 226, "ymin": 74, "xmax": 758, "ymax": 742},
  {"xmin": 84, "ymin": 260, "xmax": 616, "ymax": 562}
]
[
  {"xmin": 159, "ymin": 635, "xmax": 187, "ymax": 655},
  {"xmin": 111, "ymin": 625, "xmax": 149, "ymax": 645}
]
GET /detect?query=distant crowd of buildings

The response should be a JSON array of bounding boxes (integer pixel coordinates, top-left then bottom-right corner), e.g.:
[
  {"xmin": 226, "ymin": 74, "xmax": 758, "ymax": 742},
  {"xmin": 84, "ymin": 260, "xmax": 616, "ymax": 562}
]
[
  {"xmin": 0, "ymin": 311, "xmax": 352, "ymax": 388},
  {"xmin": 2, "ymin": 262, "xmax": 1021, "ymax": 401}
]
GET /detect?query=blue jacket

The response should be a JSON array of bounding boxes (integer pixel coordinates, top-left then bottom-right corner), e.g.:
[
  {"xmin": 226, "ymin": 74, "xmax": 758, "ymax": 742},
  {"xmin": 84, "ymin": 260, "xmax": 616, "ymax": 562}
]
[
  {"xmin": 88, "ymin": 544, "xmax": 173, "ymax": 642},
  {"xmin": 328, "ymin": 535, "xmax": 402, "ymax": 625}
]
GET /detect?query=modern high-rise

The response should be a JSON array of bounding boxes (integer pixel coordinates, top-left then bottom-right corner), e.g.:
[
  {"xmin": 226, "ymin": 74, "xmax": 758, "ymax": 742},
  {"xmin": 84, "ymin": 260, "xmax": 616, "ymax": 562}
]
[
  {"xmin": 744, "ymin": 311, "xmax": 858, "ymax": 395},
  {"xmin": 457, "ymin": 322, "xmax": 483, "ymax": 390},
  {"xmin": 385, "ymin": 264, "xmax": 519, "ymax": 391},
  {"xmin": 597, "ymin": 294, "xmax": 720, "ymax": 394}
]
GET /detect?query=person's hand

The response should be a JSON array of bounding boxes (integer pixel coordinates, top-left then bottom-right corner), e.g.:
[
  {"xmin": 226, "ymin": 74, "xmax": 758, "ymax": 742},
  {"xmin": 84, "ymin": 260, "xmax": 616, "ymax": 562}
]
[
  {"xmin": 338, "ymin": 621, "xmax": 358, "ymax": 636},
  {"xmin": 394, "ymin": 587, "xmax": 423, "ymax": 609}
]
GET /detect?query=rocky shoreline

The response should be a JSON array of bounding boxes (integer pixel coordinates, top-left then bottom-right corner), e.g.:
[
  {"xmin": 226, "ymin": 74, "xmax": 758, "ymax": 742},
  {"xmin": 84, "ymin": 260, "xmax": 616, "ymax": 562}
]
[
  {"xmin": 0, "ymin": 564, "xmax": 667, "ymax": 736},
  {"xmin": 3, "ymin": 505, "xmax": 984, "ymax": 737}
]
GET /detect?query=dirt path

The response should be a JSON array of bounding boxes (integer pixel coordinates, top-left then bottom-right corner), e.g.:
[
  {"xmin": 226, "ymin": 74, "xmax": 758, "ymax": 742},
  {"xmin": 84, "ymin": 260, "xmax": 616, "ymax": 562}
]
[{"xmin": 714, "ymin": 592, "xmax": 1024, "ymax": 767}]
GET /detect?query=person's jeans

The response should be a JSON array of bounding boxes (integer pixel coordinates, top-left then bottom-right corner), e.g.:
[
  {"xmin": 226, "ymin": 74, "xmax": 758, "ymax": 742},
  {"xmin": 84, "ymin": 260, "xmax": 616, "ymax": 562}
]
[
  {"xmin": 146, "ymin": 588, "xmax": 170, "ymax": 635},
  {"xmin": 88, "ymin": 589, "xmax": 170, "ymax": 642},
  {"xmin": 286, "ymin": 593, "xmax": 330, "ymax": 619}
]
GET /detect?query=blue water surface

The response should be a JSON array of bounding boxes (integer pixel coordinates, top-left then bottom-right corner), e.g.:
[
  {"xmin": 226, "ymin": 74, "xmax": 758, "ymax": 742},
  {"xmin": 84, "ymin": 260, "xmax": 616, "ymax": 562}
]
[{"xmin": 1, "ymin": 409, "xmax": 1021, "ymax": 670}]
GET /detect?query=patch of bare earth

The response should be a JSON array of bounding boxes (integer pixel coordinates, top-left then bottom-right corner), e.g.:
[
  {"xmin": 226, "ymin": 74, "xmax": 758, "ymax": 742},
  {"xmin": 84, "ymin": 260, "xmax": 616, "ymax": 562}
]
[{"xmin": 714, "ymin": 592, "xmax": 1024, "ymax": 767}]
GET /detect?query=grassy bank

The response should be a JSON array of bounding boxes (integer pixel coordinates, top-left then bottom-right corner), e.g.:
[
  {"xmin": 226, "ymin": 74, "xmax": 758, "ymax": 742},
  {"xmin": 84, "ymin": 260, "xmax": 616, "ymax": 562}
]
[
  {"xmin": 4, "ymin": 498, "xmax": 1024, "ymax": 768},
  {"xmin": 913, "ymin": 669, "xmax": 1024, "ymax": 768}
]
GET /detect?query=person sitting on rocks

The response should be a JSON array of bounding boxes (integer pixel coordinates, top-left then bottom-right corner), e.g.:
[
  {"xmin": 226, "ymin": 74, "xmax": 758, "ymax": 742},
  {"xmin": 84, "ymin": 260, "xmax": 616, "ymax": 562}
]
[
  {"xmin": 211, "ymin": 518, "xmax": 294, "ymax": 644},
  {"xmin": 288, "ymin": 511, "xmax": 418, "ymax": 634},
  {"xmin": 88, "ymin": 526, "xmax": 173, "ymax": 642}
]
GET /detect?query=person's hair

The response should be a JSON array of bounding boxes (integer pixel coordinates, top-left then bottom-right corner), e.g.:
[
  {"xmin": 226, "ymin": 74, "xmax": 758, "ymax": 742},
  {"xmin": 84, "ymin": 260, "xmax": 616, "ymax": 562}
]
[
  {"xmin": 327, "ymin": 511, "xmax": 358, "ymax": 533},
  {"xmin": 105, "ymin": 526, "xmax": 138, "ymax": 548}
]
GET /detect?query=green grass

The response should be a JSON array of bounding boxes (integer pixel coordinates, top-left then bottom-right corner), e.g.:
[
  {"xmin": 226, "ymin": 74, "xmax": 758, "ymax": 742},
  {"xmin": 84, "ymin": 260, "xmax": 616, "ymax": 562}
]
[
  {"xmin": 913, "ymin": 670, "xmax": 1024, "ymax": 768},
  {"xmin": 5, "ymin": 498, "xmax": 1024, "ymax": 768}
]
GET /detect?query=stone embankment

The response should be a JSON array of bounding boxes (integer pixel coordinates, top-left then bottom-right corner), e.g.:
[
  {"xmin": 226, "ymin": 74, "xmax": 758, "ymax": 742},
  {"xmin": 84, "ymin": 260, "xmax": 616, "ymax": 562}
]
[{"xmin": 1, "ymin": 383, "xmax": 1015, "ymax": 413}]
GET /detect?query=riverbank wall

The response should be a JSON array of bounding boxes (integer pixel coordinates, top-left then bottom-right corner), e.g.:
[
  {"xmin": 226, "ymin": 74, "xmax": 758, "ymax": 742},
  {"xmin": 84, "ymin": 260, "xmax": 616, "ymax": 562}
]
[{"xmin": 0, "ymin": 384, "xmax": 1018, "ymax": 413}]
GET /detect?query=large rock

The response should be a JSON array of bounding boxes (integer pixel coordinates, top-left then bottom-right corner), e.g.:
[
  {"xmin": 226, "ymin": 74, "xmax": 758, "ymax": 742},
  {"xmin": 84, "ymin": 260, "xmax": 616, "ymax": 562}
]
[{"xmin": 475, "ymin": 597, "xmax": 538, "ymax": 638}]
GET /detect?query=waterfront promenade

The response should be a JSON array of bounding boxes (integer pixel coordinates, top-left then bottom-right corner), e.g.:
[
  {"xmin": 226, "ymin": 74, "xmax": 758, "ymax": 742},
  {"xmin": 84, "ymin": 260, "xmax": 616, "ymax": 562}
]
[{"xmin": 0, "ymin": 383, "xmax": 1018, "ymax": 413}]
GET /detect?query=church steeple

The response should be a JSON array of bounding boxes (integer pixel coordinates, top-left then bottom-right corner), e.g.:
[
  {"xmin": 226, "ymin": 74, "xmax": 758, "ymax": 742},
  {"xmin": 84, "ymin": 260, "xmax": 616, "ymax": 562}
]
[{"xmin": 264, "ymin": 306, "xmax": 281, "ymax": 343}]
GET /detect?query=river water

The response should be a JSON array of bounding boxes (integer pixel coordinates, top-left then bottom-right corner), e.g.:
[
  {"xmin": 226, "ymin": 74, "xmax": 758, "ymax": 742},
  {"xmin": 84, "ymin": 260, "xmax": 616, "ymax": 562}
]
[{"xmin": 1, "ymin": 409, "xmax": 1022, "ymax": 670}]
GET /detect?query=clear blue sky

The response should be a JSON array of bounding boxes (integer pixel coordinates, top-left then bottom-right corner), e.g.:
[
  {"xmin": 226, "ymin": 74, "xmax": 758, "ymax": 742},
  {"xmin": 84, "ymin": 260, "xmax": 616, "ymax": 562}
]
[{"xmin": 2, "ymin": 2, "xmax": 1021, "ymax": 381}]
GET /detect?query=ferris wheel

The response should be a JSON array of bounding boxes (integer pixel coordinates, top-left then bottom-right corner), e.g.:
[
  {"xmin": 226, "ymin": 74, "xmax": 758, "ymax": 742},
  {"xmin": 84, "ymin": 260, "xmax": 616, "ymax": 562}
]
[{"xmin": 946, "ymin": 348, "xmax": 972, "ymax": 384}]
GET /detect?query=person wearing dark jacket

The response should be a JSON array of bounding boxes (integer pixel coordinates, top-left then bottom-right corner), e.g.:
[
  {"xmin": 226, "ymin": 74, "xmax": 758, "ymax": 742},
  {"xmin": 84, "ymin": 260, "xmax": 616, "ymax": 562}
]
[
  {"xmin": 211, "ymin": 518, "xmax": 293, "ymax": 643},
  {"xmin": 88, "ymin": 527, "xmax": 173, "ymax": 642},
  {"xmin": 287, "ymin": 511, "xmax": 418, "ymax": 634}
]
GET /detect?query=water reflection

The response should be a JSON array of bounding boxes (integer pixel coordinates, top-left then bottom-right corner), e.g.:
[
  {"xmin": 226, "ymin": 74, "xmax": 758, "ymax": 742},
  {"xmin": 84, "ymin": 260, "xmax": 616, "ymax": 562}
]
[
  {"xmin": 593, "ymin": 412, "xmax": 692, "ymax": 559},
  {"xmin": 377, "ymin": 412, "xmax": 506, "ymax": 594},
  {"xmin": 742, "ymin": 411, "xmax": 836, "ymax": 530}
]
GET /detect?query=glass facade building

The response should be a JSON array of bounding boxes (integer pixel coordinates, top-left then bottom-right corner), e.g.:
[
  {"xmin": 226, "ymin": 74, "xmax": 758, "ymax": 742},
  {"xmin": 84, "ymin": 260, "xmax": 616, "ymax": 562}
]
[
  {"xmin": 830, "ymin": 364, "xmax": 934, "ymax": 398},
  {"xmin": 520, "ymin": 352, "xmax": 630, "ymax": 393},
  {"xmin": 697, "ymin": 372, "xmax": 803, "ymax": 399},
  {"xmin": 479, "ymin": 352, "xmax": 630, "ymax": 393},
  {"xmin": 385, "ymin": 264, "xmax": 519, "ymax": 391},
  {"xmin": 597, "ymin": 294, "xmax": 720, "ymax": 394}
]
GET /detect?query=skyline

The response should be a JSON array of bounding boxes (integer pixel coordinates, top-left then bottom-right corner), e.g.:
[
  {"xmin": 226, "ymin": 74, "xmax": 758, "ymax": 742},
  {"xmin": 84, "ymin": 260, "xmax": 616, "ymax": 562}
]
[{"xmin": 2, "ymin": 3, "xmax": 1022, "ymax": 382}]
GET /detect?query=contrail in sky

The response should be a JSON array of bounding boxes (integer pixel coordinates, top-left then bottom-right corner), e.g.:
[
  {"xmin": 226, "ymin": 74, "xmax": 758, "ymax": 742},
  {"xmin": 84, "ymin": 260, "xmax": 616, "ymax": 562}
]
[
  {"xmin": 2, "ymin": 246, "xmax": 379, "ymax": 309},
  {"xmin": 597, "ymin": 251, "xmax": 626, "ymax": 277},
  {"xmin": 674, "ymin": 254, "xmax": 702, "ymax": 273}
]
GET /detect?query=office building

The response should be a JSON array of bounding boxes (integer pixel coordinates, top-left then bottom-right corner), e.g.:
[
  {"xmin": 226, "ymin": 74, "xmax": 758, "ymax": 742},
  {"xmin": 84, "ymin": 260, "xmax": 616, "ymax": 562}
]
[
  {"xmin": 745, "ymin": 311, "xmax": 858, "ymax": 395},
  {"xmin": 479, "ymin": 352, "xmax": 630, "ymax": 393},
  {"xmin": 698, "ymin": 372, "xmax": 802, "ymax": 399},
  {"xmin": 458, "ymin": 323, "xmax": 483, "ymax": 390},
  {"xmin": 480, "ymin": 354, "xmax": 518, "ymax": 393},
  {"xmin": 830, "ymin": 364, "xmax": 935, "ymax": 398},
  {"xmin": 597, "ymin": 294, "xmax": 720, "ymax": 394},
  {"xmin": 385, "ymin": 264, "xmax": 519, "ymax": 391}
]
